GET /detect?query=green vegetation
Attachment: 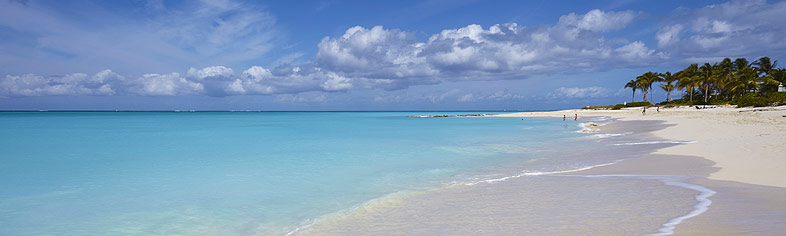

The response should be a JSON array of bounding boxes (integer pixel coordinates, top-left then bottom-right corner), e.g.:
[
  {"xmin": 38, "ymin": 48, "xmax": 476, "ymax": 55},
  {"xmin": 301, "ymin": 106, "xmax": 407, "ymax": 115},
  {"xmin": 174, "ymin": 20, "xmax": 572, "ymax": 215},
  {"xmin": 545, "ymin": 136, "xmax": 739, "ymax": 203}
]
[
  {"xmin": 731, "ymin": 93, "xmax": 786, "ymax": 107},
  {"xmin": 625, "ymin": 56, "xmax": 786, "ymax": 107},
  {"xmin": 625, "ymin": 102, "xmax": 652, "ymax": 107}
]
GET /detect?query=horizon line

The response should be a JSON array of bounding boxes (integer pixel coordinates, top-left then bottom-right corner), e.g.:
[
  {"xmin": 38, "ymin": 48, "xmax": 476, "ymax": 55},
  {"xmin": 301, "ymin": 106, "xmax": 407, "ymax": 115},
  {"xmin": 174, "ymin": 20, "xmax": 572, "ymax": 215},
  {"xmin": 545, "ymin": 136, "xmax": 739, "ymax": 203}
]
[{"xmin": 0, "ymin": 109, "xmax": 558, "ymax": 113}]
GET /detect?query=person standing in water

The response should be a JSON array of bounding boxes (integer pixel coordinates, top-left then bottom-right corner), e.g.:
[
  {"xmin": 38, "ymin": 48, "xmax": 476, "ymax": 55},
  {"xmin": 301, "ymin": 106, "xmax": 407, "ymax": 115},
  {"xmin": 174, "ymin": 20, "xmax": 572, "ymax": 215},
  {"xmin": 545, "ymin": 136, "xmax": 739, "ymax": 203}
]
[
  {"xmin": 574, "ymin": 114, "xmax": 577, "ymax": 121},
  {"xmin": 563, "ymin": 115, "xmax": 566, "ymax": 121}
]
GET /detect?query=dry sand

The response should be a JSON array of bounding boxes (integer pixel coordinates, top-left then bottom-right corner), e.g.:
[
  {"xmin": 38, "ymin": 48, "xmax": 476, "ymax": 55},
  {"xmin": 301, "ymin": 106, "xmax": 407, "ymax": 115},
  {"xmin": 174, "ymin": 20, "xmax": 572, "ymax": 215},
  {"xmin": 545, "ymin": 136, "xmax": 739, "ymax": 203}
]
[
  {"xmin": 299, "ymin": 106, "xmax": 786, "ymax": 235},
  {"xmin": 497, "ymin": 105, "xmax": 786, "ymax": 235},
  {"xmin": 497, "ymin": 105, "xmax": 786, "ymax": 188}
]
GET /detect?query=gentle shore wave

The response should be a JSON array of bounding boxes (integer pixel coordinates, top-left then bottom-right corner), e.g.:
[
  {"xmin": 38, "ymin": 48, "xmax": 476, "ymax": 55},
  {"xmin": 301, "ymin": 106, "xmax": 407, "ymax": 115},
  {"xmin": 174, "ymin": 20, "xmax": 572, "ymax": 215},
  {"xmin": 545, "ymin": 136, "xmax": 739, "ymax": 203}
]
[
  {"xmin": 297, "ymin": 117, "xmax": 712, "ymax": 235},
  {"xmin": 569, "ymin": 174, "xmax": 716, "ymax": 236},
  {"xmin": 494, "ymin": 107, "xmax": 786, "ymax": 234}
]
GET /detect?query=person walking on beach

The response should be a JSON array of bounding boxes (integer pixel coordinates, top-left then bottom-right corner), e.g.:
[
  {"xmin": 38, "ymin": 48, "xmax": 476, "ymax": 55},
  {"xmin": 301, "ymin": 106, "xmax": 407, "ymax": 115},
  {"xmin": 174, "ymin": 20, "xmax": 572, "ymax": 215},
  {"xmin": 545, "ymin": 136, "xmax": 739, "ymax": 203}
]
[
  {"xmin": 642, "ymin": 106, "xmax": 646, "ymax": 115},
  {"xmin": 657, "ymin": 104, "xmax": 660, "ymax": 112}
]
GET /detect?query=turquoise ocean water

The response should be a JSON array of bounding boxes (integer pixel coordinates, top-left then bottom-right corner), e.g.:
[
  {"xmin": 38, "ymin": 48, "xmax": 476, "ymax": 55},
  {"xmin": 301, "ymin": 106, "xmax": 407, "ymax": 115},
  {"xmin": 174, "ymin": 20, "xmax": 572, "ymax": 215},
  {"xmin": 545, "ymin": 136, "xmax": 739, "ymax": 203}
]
[{"xmin": 0, "ymin": 111, "xmax": 607, "ymax": 235}]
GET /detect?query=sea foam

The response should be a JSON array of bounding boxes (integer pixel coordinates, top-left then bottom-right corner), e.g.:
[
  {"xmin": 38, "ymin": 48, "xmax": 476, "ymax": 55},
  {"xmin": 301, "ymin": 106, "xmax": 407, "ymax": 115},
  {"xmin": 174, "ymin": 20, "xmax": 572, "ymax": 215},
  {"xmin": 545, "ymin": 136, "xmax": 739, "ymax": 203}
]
[
  {"xmin": 575, "ymin": 175, "xmax": 716, "ymax": 236},
  {"xmin": 613, "ymin": 140, "xmax": 696, "ymax": 146}
]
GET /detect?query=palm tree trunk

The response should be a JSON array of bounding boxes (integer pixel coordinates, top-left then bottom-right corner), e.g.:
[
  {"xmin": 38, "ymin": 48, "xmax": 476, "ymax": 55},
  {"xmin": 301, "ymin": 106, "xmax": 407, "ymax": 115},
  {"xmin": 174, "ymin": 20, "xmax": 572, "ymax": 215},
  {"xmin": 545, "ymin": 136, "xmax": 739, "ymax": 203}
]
[
  {"xmin": 704, "ymin": 85, "xmax": 709, "ymax": 103},
  {"xmin": 689, "ymin": 86, "xmax": 693, "ymax": 101},
  {"xmin": 667, "ymin": 90, "xmax": 671, "ymax": 102},
  {"xmin": 650, "ymin": 85, "xmax": 654, "ymax": 104},
  {"xmin": 643, "ymin": 91, "xmax": 647, "ymax": 102},
  {"xmin": 631, "ymin": 89, "xmax": 635, "ymax": 103}
]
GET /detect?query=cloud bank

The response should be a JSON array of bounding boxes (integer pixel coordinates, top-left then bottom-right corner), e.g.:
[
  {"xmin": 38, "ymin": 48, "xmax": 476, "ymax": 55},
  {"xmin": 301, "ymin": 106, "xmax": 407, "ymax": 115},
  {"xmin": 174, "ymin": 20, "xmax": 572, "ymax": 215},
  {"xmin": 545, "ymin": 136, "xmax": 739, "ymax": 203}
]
[
  {"xmin": 551, "ymin": 87, "xmax": 613, "ymax": 98},
  {"xmin": 1, "ymin": 8, "xmax": 650, "ymax": 97},
  {"xmin": 0, "ymin": 0, "xmax": 278, "ymax": 76},
  {"xmin": 656, "ymin": 0, "xmax": 786, "ymax": 62},
  {"xmin": 2, "ymin": 0, "xmax": 786, "ymax": 98}
]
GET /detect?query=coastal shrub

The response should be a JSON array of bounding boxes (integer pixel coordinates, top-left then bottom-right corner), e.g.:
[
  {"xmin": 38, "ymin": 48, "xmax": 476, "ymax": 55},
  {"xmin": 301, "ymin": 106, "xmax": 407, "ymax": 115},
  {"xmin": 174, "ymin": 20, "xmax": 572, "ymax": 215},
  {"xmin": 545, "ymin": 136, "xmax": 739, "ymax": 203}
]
[
  {"xmin": 658, "ymin": 94, "xmax": 785, "ymax": 108},
  {"xmin": 663, "ymin": 97, "xmax": 732, "ymax": 106},
  {"xmin": 732, "ymin": 93, "xmax": 769, "ymax": 107},
  {"xmin": 612, "ymin": 104, "xmax": 625, "ymax": 110},
  {"xmin": 729, "ymin": 93, "xmax": 786, "ymax": 107},
  {"xmin": 702, "ymin": 97, "xmax": 730, "ymax": 106},
  {"xmin": 678, "ymin": 93, "xmax": 708, "ymax": 104},
  {"xmin": 625, "ymin": 102, "xmax": 651, "ymax": 107},
  {"xmin": 691, "ymin": 99, "xmax": 709, "ymax": 105},
  {"xmin": 659, "ymin": 99, "xmax": 690, "ymax": 107},
  {"xmin": 766, "ymin": 92, "xmax": 786, "ymax": 106}
]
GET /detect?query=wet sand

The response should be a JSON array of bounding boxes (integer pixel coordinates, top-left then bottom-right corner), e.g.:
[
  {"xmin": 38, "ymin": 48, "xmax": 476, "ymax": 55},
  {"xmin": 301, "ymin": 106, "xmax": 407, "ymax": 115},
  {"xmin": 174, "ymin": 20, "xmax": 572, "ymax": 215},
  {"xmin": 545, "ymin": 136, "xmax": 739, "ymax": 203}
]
[
  {"xmin": 574, "ymin": 153, "xmax": 786, "ymax": 235},
  {"xmin": 497, "ymin": 105, "xmax": 786, "ymax": 188},
  {"xmin": 506, "ymin": 106, "xmax": 786, "ymax": 235},
  {"xmin": 297, "ymin": 107, "xmax": 786, "ymax": 235},
  {"xmin": 300, "ymin": 175, "xmax": 699, "ymax": 235}
]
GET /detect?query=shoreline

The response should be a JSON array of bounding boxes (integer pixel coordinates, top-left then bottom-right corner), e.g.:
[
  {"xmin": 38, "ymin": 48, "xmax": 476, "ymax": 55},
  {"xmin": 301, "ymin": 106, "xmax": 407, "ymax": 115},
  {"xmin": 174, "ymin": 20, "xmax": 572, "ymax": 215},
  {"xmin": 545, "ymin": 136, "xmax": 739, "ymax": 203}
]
[
  {"xmin": 496, "ymin": 105, "xmax": 786, "ymax": 188},
  {"xmin": 298, "ymin": 107, "xmax": 786, "ymax": 235},
  {"xmin": 500, "ymin": 106, "xmax": 786, "ymax": 234}
]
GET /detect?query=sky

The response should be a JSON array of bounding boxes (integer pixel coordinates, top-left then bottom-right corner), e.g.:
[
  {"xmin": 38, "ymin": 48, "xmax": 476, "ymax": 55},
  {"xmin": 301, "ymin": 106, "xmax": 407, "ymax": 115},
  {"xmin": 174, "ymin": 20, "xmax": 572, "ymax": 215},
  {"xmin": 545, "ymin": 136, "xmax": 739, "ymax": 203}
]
[{"xmin": 1, "ymin": 0, "xmax": 785, "ymax": 110}]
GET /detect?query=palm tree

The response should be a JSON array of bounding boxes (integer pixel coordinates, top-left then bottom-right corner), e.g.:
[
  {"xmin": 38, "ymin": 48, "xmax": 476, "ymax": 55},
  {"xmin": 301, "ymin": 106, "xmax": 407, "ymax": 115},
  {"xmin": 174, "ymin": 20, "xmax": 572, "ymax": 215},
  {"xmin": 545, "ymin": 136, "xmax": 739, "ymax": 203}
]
[
  {"xmin": 647, "ymin": 72, "xmax": 660, "ymax": 104},
  {"xmin": 624, "ymin": 56, "xmax": 784, "ymax": 105},
  {"xmin": 772, "ymin": 69, "xmax": 786, "ymax": 93},
  {"xmin": 753, "ymin": 57, "xmax": 780, "ymax": 93},
  {"xmin": 772, "ymin": 68, "xmax": 786, "ymax": 85},
  {"xmin": 674, "ymin": 71, "xmax": 685, "ymax": 98},
  {"xmin": 659, "ymin": 72, "xmax": 677, "ymax": 102},
  {"xmin": 717, "ymin": 58, "xmax": 733, "ymax": 99},
  {"xmin": 636, "ymin": 72, "xmax": 659, "ymax": 104},
  {"xmin": 650, "ymin": 72, "xmax": 663, "ymax": 103},
  {"xmin": 660, "ymin": 83, "xmax": 676, "ymax": 102},
  {"xmin": 699, "ymin": 63, "xmax": 714, "ymax": 103},
  {"xmin": 753, "ymin": 56, "xmax": 777, "ymax": 76},
  {"xmin": 677, "ymin": 64, "xmax": 699, "ymax": 102},
  {"xmin": 728, "ymin": 59, "xmax": 757, "ymax": 96},
  {"xmin": 734, "ymin": 58, "xmax": 750, "ymax": 71},
  {"xmin": 624, "ymin": 79, "xmax": 638, "ymax": 103},
  {"xmin": 635, "ymin": 74, "xmax": 648, "ymax": 102},
  {"xmin": 680, "ymin": 76, "xmax": 700, "ymax": 102},
  {"xmin": 730, "ymin": 67, "xmax": 756, "ymax": 96},
  {"xmin": 731, "ymin": 58, "xmax": 760, "ymax": 95}
]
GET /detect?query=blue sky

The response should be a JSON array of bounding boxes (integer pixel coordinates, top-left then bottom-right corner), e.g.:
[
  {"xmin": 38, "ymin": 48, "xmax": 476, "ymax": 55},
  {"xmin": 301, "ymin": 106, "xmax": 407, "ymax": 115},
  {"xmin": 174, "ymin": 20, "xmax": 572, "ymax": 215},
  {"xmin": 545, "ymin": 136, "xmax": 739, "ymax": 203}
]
[{"xmin": 1, "ymin": 0, "xmax": 785, "ymax": 110}]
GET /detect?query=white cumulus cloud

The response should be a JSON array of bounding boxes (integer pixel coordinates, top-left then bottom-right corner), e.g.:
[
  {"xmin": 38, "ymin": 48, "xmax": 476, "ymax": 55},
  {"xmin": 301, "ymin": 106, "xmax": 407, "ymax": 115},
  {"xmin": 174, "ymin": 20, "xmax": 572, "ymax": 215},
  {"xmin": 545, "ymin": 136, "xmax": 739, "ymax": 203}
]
[
  {"xmin": 615, "ymin": 41, "xmax": 659, "ymax": 62},
  {"xmin": 656, "ymin": 24, "xmax": 683, "ymax": 48},
  {"xmin": 0, "ymin": 71, "xmax": 118, "ymax": 97},
  {"xmin": 320, "ymin": 74, "xmax": 353, "ymax": 91},
  {"xmin": 132, "ymin": 73, "xmax": 204, "ymax": 96},
  {"xmin": 552, "ymin": 87, "xmax": 612, "ymax": 98},
  {"xmin": 658, "ymin": 0, "xmax": 786, "ymax": 60},
  {"xmin": 187, "ymin": 66, "xmax": 235, "ymax": 80},
  {"xmin": 558, "ymin": 9, "xmax": 636, "ymax": 32},
  {"xmin": 7, "ymin": 2, "xmax": 785, "ymax": 99},
  {"xmin": 313, "ymin": 9, "xmax": 651, "ymax": 87}
]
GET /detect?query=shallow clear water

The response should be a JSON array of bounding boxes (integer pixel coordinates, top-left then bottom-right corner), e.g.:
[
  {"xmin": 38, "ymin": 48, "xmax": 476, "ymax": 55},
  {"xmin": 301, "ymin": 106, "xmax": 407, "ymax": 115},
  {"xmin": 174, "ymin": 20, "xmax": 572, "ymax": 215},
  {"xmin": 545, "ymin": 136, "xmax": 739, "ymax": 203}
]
[{"xmin": 0, "ymin": 111, "xmax": 600, "ymax": 235}]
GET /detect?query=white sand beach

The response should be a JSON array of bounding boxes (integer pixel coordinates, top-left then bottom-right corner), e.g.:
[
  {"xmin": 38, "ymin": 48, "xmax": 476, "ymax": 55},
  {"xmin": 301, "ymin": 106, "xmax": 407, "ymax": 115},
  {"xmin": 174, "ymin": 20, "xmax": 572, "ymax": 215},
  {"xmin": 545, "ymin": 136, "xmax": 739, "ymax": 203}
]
[
  {"xmin": 300, "ymin": 106, "xmax": 786, "ymax": 235},
  {"xmin": 497, "ymin": 105, "xmax": 786, "ymax": 188},
  {"xmin": 496, "ymin": 106, "xmax": 786, "ymax": 235}
]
